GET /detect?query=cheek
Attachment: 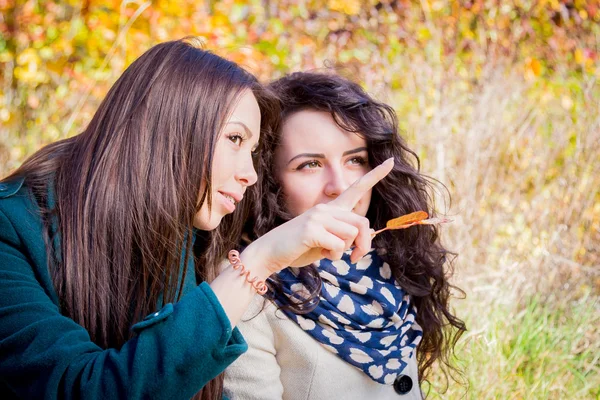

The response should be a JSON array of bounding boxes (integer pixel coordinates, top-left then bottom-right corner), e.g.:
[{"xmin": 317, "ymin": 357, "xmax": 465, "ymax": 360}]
[
  {"xmin": 350, "ymin": 167, "xmax": 370, "ymax": 182},
  {"xmin": 279, "ymin": 174, "xmax": 322, "ymax": 216},
  {"xmin": 211, "ymin": 144, "xmax": 234, "ymax": 186}
]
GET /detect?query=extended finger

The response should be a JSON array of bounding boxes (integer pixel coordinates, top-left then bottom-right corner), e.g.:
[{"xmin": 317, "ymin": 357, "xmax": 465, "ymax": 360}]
[{"xmin": 332, "ymin": 157, "xmax": 394, "ymax": 210}]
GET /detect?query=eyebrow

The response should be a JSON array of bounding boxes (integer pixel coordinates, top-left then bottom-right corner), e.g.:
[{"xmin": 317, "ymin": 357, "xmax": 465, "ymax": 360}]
[
  {"xmin": 228, "ymin": 121, "xmax": 253, "ymax": 139},
  {"xmin": 286, "ymin": 147, "xmax": 368, "ymax": 166}
]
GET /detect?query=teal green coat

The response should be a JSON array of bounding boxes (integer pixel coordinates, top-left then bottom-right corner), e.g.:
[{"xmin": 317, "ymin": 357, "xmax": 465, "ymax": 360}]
[{"xmin": 0, "ymin": 177, "xmax": 247, "ymax": 399}]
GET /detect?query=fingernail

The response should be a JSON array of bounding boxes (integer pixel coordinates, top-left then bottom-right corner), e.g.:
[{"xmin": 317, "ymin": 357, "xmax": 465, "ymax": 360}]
[{"xmin": 384, "ymin": 157, "xmax": 394, "ymax": 166}]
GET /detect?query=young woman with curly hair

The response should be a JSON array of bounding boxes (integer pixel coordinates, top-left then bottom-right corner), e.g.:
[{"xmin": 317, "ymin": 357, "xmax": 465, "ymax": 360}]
[{"xmin": 224, "ymin": 71, "xmax": 466, "ymax": 399}]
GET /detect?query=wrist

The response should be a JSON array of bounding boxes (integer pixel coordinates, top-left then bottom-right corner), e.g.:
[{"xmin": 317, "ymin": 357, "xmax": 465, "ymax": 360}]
[{"xmin": 239, "ymin": 242, "xmax": 275, "ymax": 280}]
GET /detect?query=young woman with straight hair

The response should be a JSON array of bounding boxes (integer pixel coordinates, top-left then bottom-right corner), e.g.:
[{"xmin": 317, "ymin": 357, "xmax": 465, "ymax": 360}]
[{"xmin": 0, "ymin": 42, "xmax": 392, "ymax": 399}]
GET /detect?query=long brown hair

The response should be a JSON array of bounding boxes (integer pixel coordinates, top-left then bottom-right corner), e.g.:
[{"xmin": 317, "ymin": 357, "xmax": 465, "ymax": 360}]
[
  {"xmin": 246, "ymin": 71, "xmax": 466, "ymax": 389},
  {"xmin": 2, "ymin": 39, "xmax": 278, "ymax": 399}
]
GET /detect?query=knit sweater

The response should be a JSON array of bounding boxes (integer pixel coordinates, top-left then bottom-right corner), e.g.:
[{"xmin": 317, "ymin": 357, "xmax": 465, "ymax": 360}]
[{"xmin": 224, "ymin": 295, "xmax": 422, "ymax": 400}]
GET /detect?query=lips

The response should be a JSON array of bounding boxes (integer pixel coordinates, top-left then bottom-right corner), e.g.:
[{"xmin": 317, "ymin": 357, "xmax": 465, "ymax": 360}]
[
  {"xmin": 217, "ymin": 191, "xmax": 243, "ymax": 213},
  {"xmin": 222, "ymin": 193, "xmax": 236, "ymax": 204}
]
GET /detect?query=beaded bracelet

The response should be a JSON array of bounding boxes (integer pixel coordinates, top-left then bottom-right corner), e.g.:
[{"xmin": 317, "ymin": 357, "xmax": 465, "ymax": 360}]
[{"xmin": 227, "ymin": 250, "xmax": 268, "ymax": 295}]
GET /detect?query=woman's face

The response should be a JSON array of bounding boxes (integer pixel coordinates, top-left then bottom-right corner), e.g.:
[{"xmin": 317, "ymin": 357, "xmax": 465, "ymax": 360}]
[
  {"xmin": 275, "ymin": 110, "xmax": 372, "ymax": 218},
  {"xmin": 194, "ymin": 89, "xmax": 261, "ymax": 230}
]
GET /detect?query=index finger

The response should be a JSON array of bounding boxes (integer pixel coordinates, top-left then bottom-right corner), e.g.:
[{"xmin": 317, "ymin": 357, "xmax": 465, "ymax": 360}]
[{"xmin": 332, "ymin": 157, "xmax": 394, "ymax": 210}]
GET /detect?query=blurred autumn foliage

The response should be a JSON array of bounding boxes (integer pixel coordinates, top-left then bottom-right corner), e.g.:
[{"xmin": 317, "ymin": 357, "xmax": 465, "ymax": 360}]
[
  {"xmin": 1, "ymin": 0, "xmax": 598, "ymax": 156},
  {"xmin": 1, "ymin": 1, "xmax": 599, "ymax": 397},
  {"xmin": 3, "ymin": 0, "xmax": 598, "ymax": 278}
]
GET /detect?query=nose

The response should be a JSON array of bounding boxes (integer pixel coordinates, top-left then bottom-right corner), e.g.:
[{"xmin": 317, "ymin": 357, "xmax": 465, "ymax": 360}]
[
  {"xmin": 235, "ymin": 152, "xmax": 258, "ymax": 187},
  {"xmin": 324, "ymin": 166, "xmax": 350, "ymax": 198}
]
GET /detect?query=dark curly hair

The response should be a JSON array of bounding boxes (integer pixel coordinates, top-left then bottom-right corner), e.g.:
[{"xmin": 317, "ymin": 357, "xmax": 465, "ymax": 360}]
[{"xmin": 244, "ymin": 71, "xmax": 466, "ymax": 388}]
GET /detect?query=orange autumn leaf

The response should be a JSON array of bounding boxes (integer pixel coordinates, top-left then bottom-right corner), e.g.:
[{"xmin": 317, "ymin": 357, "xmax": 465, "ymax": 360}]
[
  {"xmin": 372, "ymin": 211, "xmax": 451, "ymax": 237},
  {"xmin": 386, "ymin": 211, "xmax": 428, "ymax": 228}
]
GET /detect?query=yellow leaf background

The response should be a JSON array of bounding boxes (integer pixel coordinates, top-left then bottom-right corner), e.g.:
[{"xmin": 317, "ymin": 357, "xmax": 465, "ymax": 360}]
[{"xmin": 0, "ymin": 1, "xmax": 598, "ymax": 398}]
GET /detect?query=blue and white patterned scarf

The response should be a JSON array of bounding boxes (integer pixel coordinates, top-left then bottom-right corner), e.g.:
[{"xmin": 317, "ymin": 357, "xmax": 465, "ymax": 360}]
[{"xmin": 275, "ymin": 248, "xmax": 423, "ymax": 385}]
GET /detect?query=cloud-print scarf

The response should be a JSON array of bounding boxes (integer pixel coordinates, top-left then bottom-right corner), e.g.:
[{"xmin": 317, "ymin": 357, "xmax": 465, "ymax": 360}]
[{"xmin": 275, "ymin": 248, "xmax": 423, "ymax": 385}]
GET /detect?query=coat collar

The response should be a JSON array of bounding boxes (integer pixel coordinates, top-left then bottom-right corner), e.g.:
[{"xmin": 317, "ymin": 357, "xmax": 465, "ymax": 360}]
[{"xmin": 0, "ymin": 176, "xmax": 25, "ymax": 199}]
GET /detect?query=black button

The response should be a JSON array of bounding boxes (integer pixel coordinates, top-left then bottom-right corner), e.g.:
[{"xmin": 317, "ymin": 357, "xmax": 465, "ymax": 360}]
[{"xmin": 393, "ymin": 375, "xmax": 413, "ymax": 395}]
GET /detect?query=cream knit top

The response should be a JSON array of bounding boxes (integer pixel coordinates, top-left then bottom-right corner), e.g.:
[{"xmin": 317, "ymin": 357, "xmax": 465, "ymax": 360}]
[{"xmin": 224, "ymin": 295, "xmax": 422, "ymax": 400}]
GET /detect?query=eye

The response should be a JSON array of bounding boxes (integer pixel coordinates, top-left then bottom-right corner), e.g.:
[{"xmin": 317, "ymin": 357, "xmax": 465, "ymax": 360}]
[
  {"xmin": 296, "ymin": 160, "xmax": 321, "ymax": 170},
  {"xmin": 347, "ymin": 156, "xmax": 367, "ymax": 165},
  {"xmin": 227, "ymin": 133, "xmax": 244, "ymax": 147}
]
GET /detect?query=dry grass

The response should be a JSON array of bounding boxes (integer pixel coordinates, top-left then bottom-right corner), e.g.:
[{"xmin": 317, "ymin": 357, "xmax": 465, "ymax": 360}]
[{"xmin": 389, "ymin": 60, "xmax": 600, "ymax": 398}]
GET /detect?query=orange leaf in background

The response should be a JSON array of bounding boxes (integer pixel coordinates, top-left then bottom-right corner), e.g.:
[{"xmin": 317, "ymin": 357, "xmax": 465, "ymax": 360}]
[{"xmin": 525, "ymin": 57, "xmax": 542, "ymax": 79}]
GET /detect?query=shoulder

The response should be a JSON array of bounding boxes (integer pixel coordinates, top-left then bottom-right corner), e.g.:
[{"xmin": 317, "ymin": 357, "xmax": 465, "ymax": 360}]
[
  {"xmin": 0, "ymin": 176, "xmax": 45, "ymax": 255},
  {"xmin": 236, "ymin": 295, "xmax": 285, "ymax": 344},
  {"xmin": 239, "ymin": 295, "xmax": 275, "ymax": 324},
  {"xmin": 0, "ymin": 176, "xmax": 25, "ymax": 199},
  {"xmin": 0, "ymin": 176, "xmax": 29, "ymax": 230},
  {"xmin": 0, "ymin": 176, "xmax": 34, "ymax": 217}
]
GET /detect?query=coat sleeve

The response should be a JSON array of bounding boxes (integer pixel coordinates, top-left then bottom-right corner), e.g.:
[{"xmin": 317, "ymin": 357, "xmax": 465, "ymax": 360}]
[
  {"xmin": 223, "ymin": 296, "xmax": 284, "ymax": 400},
  {"xmin": 0, "ymin": 208, "xmax": 247, "ymax": 400}
]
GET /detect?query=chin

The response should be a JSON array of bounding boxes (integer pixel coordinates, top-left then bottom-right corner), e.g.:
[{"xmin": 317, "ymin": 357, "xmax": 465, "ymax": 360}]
[{"xmin": 193, "ymin": 216, "xmax": 223, "ymax": 231}]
